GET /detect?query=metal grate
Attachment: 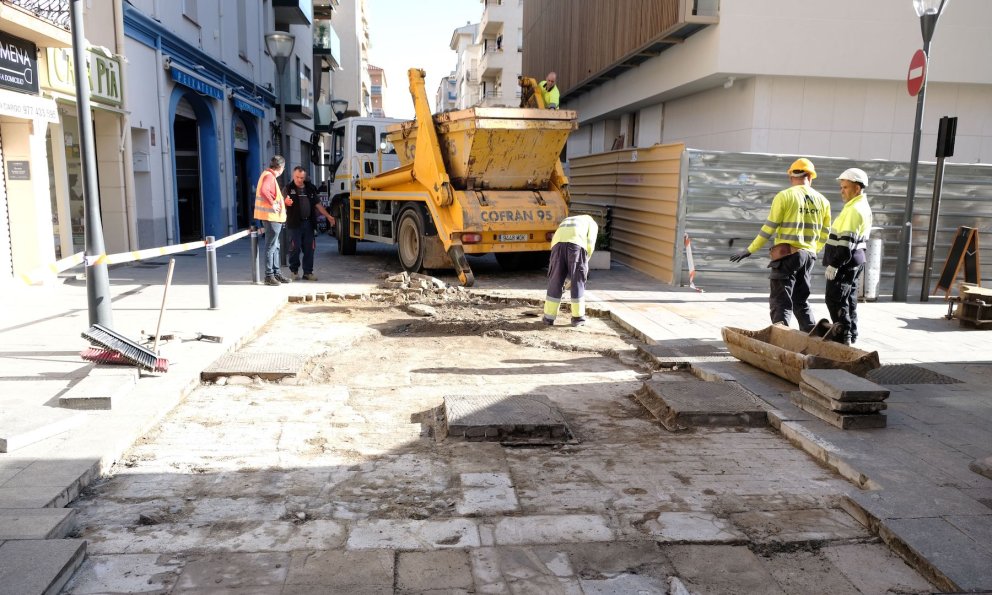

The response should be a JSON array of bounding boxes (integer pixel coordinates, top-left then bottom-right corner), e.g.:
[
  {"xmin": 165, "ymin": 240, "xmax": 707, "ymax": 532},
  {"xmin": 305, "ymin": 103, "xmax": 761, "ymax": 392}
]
[
  {"xmin": 201, "ymin": 353, "xmax": 301, "ymax": 381},
  {"xmin": 866, "ymin": 364, "xmax": 962, "ymax": 386},
  {"xmin": 441, "ymin": 394, "xmax": 574, "ymax": 444},
  {"xmin": 5, "ymin": 0, "xmax": 70, "ymax": 29},
  {"xmin": 635, "ymin": 379, "xmax": 769, "ymax": 431}
]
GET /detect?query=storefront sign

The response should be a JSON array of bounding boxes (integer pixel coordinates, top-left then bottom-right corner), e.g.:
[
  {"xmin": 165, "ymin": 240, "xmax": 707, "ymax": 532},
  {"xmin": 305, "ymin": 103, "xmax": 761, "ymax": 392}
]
[
  {"xmin": 0, "ymin": 88, "xmax": 58, "ymax": 122},
  {"xmin": 0, "ymin": 31, "xmax": 39, "ymax": 94},
  {"xmin": 233, "ymin": 117, "xmax": 249, "ymax": 150},
  {"xmin": 170, "ymin": 65, "xmax": 224, "ymax": 101},
  {"xmin": 44, "ymin": 48, "xmax": 123, "ymax": 106},
  {"xmin": 6, "ymin": 160, "xmax": 30, "ymax": 180}
]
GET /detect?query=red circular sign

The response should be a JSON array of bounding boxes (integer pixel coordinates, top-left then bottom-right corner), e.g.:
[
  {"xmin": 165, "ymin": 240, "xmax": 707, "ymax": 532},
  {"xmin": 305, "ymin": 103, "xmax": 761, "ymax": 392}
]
[{"xmin": 907, "ymin": 49, "xmax": 927, "ymax": 97}]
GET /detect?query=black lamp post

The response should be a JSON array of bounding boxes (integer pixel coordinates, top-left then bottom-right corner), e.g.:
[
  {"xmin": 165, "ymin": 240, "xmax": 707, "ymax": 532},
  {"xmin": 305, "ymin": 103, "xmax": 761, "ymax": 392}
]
[{"xmin": 892, "ymin": 0, "xmax": 950, "ymax": 301}]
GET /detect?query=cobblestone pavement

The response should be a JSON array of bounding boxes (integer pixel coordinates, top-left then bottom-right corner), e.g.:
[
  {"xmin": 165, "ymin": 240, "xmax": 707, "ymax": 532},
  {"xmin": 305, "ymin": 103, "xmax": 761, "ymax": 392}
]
[{"xmin": 63, "ymin": 296, "xmax": 934, "ymax": 594}]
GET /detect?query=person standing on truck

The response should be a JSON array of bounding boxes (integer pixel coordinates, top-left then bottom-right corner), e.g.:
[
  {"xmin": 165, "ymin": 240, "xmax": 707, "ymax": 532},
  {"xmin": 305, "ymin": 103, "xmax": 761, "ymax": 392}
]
[
  {"xmin": 729, "ymin": 158, "xmax": 831, "ymax": 332},
  {"xmin": 543, "ymin": 214, "xmax": 599, "ymax": 327},
  {"xmin": 539, "ymin": 72, "xmax": 560, "ymax": 109},
  {"xmin": 284, "ymin": 166, "xmax": 336, "ymax": 281},
  {"xmin": 823, "ymin": 168, "xmax": 873, "ymax": 345},
  {"xmin": 254, "ymin": 155, "xmax": 292, "ymax": 286}
]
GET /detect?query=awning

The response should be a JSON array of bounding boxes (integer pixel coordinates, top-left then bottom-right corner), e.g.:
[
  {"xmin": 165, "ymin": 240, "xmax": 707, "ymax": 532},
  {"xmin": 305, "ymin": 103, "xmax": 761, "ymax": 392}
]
[
  {"xmin": 169, "ymin": 64, "xmax": 224, "ymax": 101},
  {"xmin": 232, "ymin": 95, "xmax": 266, "ymax": 119}
]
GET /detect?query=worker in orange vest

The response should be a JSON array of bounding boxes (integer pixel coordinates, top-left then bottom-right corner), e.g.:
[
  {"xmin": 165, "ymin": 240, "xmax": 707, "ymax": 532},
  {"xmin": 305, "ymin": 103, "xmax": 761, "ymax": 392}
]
[{"xmin": 254, "ymin": 155, "xmax": 292, "ymax": 285}]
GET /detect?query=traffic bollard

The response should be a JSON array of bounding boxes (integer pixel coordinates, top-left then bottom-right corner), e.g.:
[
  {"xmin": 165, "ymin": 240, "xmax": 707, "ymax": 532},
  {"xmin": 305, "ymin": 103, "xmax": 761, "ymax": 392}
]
[
  {"xmin": 249, "ymin": 226, "xmax": 261, "ymax": 284},
  {"xmin": 206, "ymin": 235, "xmax": 219, "ymax": 310}
]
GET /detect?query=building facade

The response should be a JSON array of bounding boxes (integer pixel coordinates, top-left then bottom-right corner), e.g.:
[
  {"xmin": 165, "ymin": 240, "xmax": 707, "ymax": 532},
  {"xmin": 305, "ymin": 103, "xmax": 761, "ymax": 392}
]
[
  {"xmin": 449, "ymin": 22, "xmax": 480, "ymax": 109},
  {"xmin": 435, "ymin": 72, "xmax": 458, "ymax": 112},
  {"xmin": 524, "ymin": 0, "xmax": 992, "ymax": 164},
  {"xmin": 368, "ymin": 64, "xmax": 385, "ymax": 117},
  {"xmin": 477, "ymin": 0, "xmax": 523, "ymax": 107},
  {"xmin": 330, "ymin": 0, "xmax": 370, "ymax": 117},
  {"xmin": 123, "ymin": 0, "xmax": 314, "ymax": 247}
]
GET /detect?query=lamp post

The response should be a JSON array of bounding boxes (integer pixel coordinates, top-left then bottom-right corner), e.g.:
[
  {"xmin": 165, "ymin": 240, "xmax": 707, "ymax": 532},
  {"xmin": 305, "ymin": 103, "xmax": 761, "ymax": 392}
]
[
  {"xmin": 892, "ymin": 0, "xmax": 949, "ymax": 301},
  {"xmin": 265, "ymin": 31, "xmax": 295, "ymax": 267}
]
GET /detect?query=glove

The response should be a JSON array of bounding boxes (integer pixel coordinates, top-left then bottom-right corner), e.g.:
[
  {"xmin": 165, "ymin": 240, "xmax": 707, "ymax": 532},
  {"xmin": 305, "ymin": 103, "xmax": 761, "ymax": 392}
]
[
  {"xmin": 825, "ymin": 266, "xmax": 838, "ymax": 281},
  {"xmin": 729, "ymin": 249, "xmax": 751, "ymax": 263}
]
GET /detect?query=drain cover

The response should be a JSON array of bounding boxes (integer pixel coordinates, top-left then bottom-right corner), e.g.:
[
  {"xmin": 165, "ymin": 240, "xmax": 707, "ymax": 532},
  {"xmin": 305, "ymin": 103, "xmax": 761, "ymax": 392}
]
[
  {"xmin": 635, "ymin": 379, "xmax": 769, "ymax": 431},
  {"xmin": 440, "ymin": 394, "xmax": 574, "ymax": 444},
  {"xmin": 639, "ymin": 340, "xmax": 736, "ymax": 366},
  {"xmin": 201, "ymin": 353, "xmax": 301, "ymax": 381},
  {"xmin": 866, "ymin": 364, "xmax": 962, "ymax": 385}
]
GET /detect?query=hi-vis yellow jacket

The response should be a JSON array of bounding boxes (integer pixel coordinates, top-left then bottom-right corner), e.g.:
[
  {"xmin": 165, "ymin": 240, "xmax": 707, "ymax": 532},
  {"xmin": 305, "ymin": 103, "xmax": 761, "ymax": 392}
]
[
  {"xmin": 746, "ymin": 184, "xmax": 831, "ymax": 255},
  {"xmin": 551, "ymin": 214, "xmax": 598, "ymax": 256},
  {"xmin": 823, "ymin": 193, "xmax": 872, "ymax": 268},
  {"xmin": 253, "ymin": 169, "xmax": 287, "ymax": 223}
]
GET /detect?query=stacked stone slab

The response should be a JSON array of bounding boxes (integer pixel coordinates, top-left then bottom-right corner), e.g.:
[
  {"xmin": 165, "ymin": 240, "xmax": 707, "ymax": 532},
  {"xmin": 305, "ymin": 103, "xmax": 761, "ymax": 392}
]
[{"xmin": 791, "ymin": 369, "xmax": 890, "ymax": 429}]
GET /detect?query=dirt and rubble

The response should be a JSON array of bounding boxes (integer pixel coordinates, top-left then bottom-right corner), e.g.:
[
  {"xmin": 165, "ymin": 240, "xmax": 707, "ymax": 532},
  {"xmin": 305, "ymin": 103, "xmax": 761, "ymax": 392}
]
[{"xmin": 61, "ymin": 281, "xmax": 935, "ymax": 594}]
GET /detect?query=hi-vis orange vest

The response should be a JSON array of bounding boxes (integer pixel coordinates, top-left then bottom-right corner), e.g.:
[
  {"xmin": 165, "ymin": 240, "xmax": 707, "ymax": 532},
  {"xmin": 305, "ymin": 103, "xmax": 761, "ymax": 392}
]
[{"xmin": 253, "ymin": 169, "xmax": 286, "ymax": 223}]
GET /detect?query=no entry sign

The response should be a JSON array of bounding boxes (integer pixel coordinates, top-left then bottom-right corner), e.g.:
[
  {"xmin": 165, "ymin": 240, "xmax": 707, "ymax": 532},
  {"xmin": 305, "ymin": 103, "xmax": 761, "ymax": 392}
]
[{"xmin": 907, "ymin": 49, "xmax": 927, "ymax": 97}]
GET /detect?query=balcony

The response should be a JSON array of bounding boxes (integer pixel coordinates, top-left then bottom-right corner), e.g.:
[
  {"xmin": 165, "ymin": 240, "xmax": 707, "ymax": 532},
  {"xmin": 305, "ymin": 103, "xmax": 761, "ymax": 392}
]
[
  {"xmin": 313, "ymin": 19, "xmax": 341, "ymax": 69},
  {"xmin": 313, "ymin": 0, "xmax": 338, "ymax": 20},
  {"xmin": 479, "ymin": 0, "xmax": 510, "ymax": 37},
  {"xmin": 273, "ymin": 0, "xmax": 312, "ymax": 26},
  {"xmin": 278, "ymin": 65, "xmax": 313, "ymax": 120},
  {"xmin": 0, "ymin": 0, "xmax": 72, "ymax": 47},
  {"xmin": 480, "ymin": 45, "xmax": 508, "ymax": 79}
]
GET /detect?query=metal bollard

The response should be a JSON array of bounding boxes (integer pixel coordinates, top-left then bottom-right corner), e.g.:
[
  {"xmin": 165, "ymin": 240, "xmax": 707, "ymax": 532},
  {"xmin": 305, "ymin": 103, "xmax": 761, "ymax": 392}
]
[
  {"xmin": 249, "ymin": 226, "xmax": 261, "ymax": 284},
  {"xmin": 206, "ymin": 235, "xmax": 219, "ymax": 309}
]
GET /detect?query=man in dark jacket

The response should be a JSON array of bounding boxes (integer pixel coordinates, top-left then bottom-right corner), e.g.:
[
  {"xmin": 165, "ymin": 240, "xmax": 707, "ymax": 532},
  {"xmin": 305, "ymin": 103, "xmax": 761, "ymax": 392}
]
[{"xmin": 284, "ymin": 167, "xmax": 335, "ymax": 281}]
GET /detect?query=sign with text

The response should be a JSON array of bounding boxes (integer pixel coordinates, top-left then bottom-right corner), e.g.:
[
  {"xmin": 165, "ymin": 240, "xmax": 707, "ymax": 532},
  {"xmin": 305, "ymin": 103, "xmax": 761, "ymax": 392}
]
[
  {"xmin": 0, "ymin": 31, "xmax": 39, "ymax": 94},
  {"xmin": 0, "ymin": 88, "xmax": 59, "ymax": 122},
  {"xmin": 6, "ymin": 161, "xmax": 30, "ymax": 180},
  {"xmin": 44, "ymin": 48, "xmax": 123, "ymax": 106}
]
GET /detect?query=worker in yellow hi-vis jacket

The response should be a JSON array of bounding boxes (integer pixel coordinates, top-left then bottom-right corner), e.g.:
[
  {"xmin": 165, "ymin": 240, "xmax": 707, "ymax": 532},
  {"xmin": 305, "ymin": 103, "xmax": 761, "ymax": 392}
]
[
  {"xmin": 729, "ymin": 158, "xmax": 831, "ymax": 331},
  {"xmin": 823, "ymin": 168, "xmax": 873, "ymax": 345},
  {"xmin": 543, "ymin": 214, "xmax": 598, "ymax": 327}
]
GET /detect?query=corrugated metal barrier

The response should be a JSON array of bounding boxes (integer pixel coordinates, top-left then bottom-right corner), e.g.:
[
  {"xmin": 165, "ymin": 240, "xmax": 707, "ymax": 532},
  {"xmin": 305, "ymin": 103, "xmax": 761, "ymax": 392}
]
[{"xmin": 569, "ymin": 145, "xmax": 992, "ymax": 297}]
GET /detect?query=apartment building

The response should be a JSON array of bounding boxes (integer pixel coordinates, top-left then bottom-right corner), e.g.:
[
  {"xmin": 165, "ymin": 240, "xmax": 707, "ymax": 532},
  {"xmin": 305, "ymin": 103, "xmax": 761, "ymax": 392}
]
[
  {"xmin": 524, "ymin": 0, "xmax": 992, "ymax": 164},
  {"xmin": 368, "ymin": 64, "xmax": 385, "ymax": 117},
  {"xmin": 477, "ymin": 0, "xmax": 523, "ymax": 107}
]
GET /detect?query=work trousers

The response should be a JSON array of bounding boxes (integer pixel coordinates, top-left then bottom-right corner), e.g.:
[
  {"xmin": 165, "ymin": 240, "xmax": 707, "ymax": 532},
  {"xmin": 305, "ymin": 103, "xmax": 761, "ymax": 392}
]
[
  {"xmin": 287, "ymin": 224, "xmax": 316, "ymax": 275},
  {"xmin": 825, "ymin": 264, "xmax": 863, "ymax": 342},
  {"xmin": 262, "ymin": 220, "xmax": 283, "ymax": 277},
  {"xmin": 768, "ymin": 250, "xmax": 816, "ymax": 332},
  {"xmin": 543, "ymin": 243, "xmax": 588, "ymax": 322}
]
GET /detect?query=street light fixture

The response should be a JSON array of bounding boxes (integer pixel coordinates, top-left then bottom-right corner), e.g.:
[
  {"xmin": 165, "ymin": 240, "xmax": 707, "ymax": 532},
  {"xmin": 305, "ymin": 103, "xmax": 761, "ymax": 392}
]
[
  {"xmin": 265, "ymin": 31, "xmax": 296, "ymax": 176},
  {"xmin": 330, "ymin": 98, "xmax": 349, "ymax": 120},
  {"xmin": 892, "ymin": 0, "xmax": 949, "ymax": 301}
]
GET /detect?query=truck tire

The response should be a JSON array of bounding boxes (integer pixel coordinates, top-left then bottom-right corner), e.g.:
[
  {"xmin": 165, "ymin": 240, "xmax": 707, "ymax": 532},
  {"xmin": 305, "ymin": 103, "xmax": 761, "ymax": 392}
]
[
  {"xmin": 496, "ymin": 251, "xmax": 549, "ymax": 271},
  {"xmin": 337, "ymin": 201, "xmax": 357, "ymax": 255},
  {"xmin": 397, "ymin": 208, "xmax": 425, "ymax": 272}
]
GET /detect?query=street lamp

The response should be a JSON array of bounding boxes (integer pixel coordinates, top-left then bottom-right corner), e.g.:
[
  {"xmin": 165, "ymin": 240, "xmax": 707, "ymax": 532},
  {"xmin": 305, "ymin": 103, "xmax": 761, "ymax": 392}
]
[
  {"xmin": 330, "ymin": 98, "xmax": 349, "ymax": 120},
  {"xmin": 892, "ymin": 0, "xmax": 949, "ymax": 301},
  {"xmin": 265, "ymin": 31, "xmax": 296, "ymax": 174}
]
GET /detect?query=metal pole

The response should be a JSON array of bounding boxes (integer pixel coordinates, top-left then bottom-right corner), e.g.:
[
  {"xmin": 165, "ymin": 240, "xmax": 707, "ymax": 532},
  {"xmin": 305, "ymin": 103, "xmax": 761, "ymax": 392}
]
[
  {"xmin": 206, "ymin": 236, "xmax": 219, "ymax": 309},
  {"xmin": 71, "ymin": 0, "xmax": 113, "ymax": 327},
  {"xmin": 250, "ymin": 226, "xmax": 261, "ymax": 283},
  {"xmin": 276, "ymin": 60, "xmax": 290, "ymax": 267},
  {"xmin": 920, "ymin": 154, "xmax": 948, "ymax": 302},
  {"xmin": 153, "ymin": 258, "xmax": 176, "ymax": 354}
]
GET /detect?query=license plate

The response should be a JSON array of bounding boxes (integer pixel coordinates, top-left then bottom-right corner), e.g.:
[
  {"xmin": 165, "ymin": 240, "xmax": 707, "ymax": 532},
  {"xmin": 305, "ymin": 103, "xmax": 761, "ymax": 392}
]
[{"xmin": 498, "ymin": 234, "xmax": 529, "ymax": 242}]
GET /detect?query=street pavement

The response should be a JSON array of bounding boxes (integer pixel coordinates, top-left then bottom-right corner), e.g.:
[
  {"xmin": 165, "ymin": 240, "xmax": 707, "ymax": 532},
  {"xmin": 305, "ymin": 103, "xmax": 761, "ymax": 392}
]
[{"xmin": 1, "ymin": 234, "xmax": 990, "ymax": 593}]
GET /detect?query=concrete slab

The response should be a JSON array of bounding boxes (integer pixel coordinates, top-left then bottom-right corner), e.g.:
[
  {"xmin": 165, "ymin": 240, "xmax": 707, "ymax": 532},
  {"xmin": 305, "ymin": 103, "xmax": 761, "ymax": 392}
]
[
  {"xmin": 200, "ymin": 352, "xmax": 301, "ymax": 381},
  {"xmin": 636, "ymin": 379, "xmax": 768, "ymax": 431},
  {"xmin": 286, "ymin": 549, "xmax": 393, "ymax": 591},
  {"xmin": 0, "ymin": 538, "xmax": 86, "ymax": 595},
  {"xmin": 0, "ymin": 484, "xmax": 76, "ymax": 509},
  {"xmin": 665, "ymin": 544, "xmax": 786, "ymax": 595},
  {"xmin": 820, "ymin": 543, "xmax": 937, "ymax": 595},
  {"xmin": 638, "ymin": 339, "xmax": 736, "ymax": 366},
  {"xmin": 457, "ymin": 472, "xmax": 519, "ymax": 515},
  {"xmin": 623, "ymin": 511, "xmax": 746, "ymax": 544},
  {"xmin": 800, "ymin": 369, "xmax": 890, "ymax": 402},
  {"xmin": 397, "ymin": 550, "xmax": 474, "ymax": 592},
  {"xmin": 845, "ymin": 485, "xmax": 992, "ymax": 521},
  {"xmin": 346, "ymin": 518, "xmax": 480, "ymax": 550},
  {"xmin": 762, "ymin": 550, "xmax": 861, "ymax": 595},
  {"xmin": 790, "ymin": 393, "xmax": 887, "ymax": 429},
  {"xmin": 61, "ymin": 553, "xmax": 181, "ymax": 594},
  {"xmin": 0, "ymin": 508, "xmax": 75, "ymax": 540},
  {"xmin": 799, "ymin": 384, "xmax": 888, "ymax": 413},
  {"xmin": 442, "ymin": 394, "xmax": 573, "ymax": 444},
  {"xmin": 173, "ymin": 552, "xmax": 291, "ymax": 590},
  {"xmin": 493, "ymin": 514, "xmax": 614, "ymax": 545},
  {"xmin": 729, "ymin": 508, "xmax": 869, "ymax": 544},
  {"xmin": 881, "ymin": 516, "xmax": 992, "ymax": 592},
  {"xmin": 58, "ymin": 369, "xmax": 136, "ymax": 410},
  {"xmin": 0, "ymin": 392, "xmax": 88, "ymax": 452}
]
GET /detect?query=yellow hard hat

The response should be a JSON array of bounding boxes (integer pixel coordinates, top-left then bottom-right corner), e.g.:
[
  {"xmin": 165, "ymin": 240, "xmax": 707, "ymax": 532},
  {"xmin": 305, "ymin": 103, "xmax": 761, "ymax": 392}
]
[{"xmin": 787, "ymin": 158, "xmax": 817, "ymax": 181}]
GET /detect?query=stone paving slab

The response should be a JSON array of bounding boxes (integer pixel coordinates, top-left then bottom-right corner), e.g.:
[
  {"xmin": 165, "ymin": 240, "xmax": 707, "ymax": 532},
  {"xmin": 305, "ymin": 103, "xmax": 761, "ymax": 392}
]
[
  {"xmin": 790, "ymin": 392, "xmax": 887, "ymax": 429},
  {"xmin": 200, "ymin": 352, "xmax": 301, "ymax": 381},
  {"xmin": 637, "ymin": 379, "xmax": 769, "ymax": 431},
  {"xmin": 620, "ymin": 512, "xmax": 746, "ymax": 544},
  {"xmin": 0, "ymin": 538, "xmax": 86, "ymax": 595},
  {"xmin": 800, "ymin": 369, "xmax": 890, "ymax": 402},
  {"xmin": 285, "ymin": 550, "xmax": 393, "ymax": 592},
  {"xmin": 397, "ymin": 550, "xmax": 474, "ymax": 592},
  {"xmin": 58, "ymin": 369, "xmax": 137, "ymax": 410},
  {"xmin": 665, "ymin": 544, "xmax": 786, "ymax": 595},
  {"xmin": 845, "ymin": 484, "xmax": 992, "ymax": 521},
  {"xmin": 728, "ymin": 508, "xmax": 868, "ymax": 544},
  {"xmin": 799, "ymin": 383, "xmax": 888, "ymax": 413},
  {"xmin": 0, "ymin": 390, "xmax": 88, "ymax": 453},
  {"xmin": 0, "ymin": 508, "xmax": 75, "ymax": 540},
  {"xmin": 881, "ymin": 516, "xmax": 992, "ymax": 592}
]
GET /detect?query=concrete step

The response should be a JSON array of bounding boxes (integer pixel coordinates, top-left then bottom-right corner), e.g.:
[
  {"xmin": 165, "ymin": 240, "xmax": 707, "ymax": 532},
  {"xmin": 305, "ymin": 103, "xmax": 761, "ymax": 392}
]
[
  {"xmin": 0, "ymin": 538, "xmax": 86, "ymax": 595},
  {"xmin": 0, "ymin": 394, "xmax": 87, "ymax": 453},
  {"xmin": 59, "ymin": 368, "xmax": 137, "ymax": 410},
  {"xmin": 0, "ymin": 509, "xmax": 76, "ymax": 540}
]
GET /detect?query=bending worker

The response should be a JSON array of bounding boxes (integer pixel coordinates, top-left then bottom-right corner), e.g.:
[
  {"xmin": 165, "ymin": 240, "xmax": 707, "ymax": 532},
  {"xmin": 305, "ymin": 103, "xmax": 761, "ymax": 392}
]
[
  {"xmin": 543, "ymin": 214, "xmax": 598, "ymax": 327},
  {"xmin": 823, "ymin": 168, "xmax": 873, "ymax": 345},
  {"xmin": 729, "ymin": 158, "xmax": 831, "ymax": 332}
]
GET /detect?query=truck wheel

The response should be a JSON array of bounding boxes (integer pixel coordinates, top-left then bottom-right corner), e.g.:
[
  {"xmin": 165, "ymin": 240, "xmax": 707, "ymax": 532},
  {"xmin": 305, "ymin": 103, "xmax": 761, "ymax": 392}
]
[
  {"xmin": 397, "ymin": 208, "xmax": 425, "ymax": 272},
  {"xmin": 337, "ymin": 202, "xmax": 356, "ymax": 255}
]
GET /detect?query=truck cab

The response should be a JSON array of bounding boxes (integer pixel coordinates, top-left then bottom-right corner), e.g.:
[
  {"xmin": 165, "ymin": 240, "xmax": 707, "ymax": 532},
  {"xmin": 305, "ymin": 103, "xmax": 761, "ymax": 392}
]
[{"xmin": 327, "ymin": 117, "xmax": 405, "ymax": 217}]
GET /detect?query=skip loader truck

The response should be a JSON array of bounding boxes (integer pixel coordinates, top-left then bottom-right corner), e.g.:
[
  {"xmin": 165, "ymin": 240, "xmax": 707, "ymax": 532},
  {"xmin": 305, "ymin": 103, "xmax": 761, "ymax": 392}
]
[{"xmin": 328, "ymin": 69, "xmax": 577, "ymax": 286}]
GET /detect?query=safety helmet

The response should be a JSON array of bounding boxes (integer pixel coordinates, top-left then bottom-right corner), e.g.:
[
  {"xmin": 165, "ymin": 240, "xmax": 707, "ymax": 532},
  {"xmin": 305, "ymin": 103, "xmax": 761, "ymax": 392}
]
[
  {"xmin": 837, "ymin": 168, "xmax": 869, "ymax": 187},
  {"xmin": 787, "ymin": 158, "xmax": 817, "ymax": 181}
]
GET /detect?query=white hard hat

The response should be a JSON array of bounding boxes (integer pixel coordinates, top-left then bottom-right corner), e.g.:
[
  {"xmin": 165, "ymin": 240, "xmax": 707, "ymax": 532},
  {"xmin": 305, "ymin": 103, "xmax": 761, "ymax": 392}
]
[{"xmin": 837, "ymin": 168, "xmax": 868, "ymax": 186}]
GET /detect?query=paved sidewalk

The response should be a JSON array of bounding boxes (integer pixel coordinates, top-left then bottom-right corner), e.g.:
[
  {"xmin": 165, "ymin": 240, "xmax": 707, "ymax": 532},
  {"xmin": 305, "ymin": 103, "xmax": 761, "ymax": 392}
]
[{"xmin": 1, "ymin": 235, "xmax": 990, "ymax": 592}]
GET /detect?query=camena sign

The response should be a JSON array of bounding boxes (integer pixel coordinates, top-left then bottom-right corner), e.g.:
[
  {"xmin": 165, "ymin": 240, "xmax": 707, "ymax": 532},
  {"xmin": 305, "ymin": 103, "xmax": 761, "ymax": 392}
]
[{"xmin": 45, "ymin": 48, "xmax": 122, "ymax": 106}]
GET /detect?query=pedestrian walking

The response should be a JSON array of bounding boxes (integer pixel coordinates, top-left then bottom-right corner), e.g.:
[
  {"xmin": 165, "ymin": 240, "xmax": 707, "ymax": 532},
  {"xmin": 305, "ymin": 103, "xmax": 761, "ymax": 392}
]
[
  {"xmin": 543, "ymin": 214, "xmax": 598, "ymax": 327},
  {"xmin": 823, "ymin": 168, "xmax": 873, "ymax": 345},
  {"xmin": 255, "ymin": 155, "xmax": 292, "ymax": 286},
  {"xmin": 284, "ymin": 167, "xmax": 335, "ymax": 281},
  {"xmin": 729, "ymin": 158, "xmax": 831, "ymax": 331}
]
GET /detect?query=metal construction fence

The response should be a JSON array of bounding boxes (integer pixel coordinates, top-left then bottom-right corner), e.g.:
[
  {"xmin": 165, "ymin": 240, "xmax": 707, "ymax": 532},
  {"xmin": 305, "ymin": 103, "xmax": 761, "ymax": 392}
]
[{"xmin": 569, "ymin": 145, "xmax": 992, "ymax": 296}]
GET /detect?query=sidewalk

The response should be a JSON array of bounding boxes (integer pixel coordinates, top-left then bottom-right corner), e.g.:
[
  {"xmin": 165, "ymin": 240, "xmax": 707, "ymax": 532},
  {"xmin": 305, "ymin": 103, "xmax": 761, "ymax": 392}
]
[{"xmin": 1, "ymin": 235, "xmax": 990, "ymax": 593}]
